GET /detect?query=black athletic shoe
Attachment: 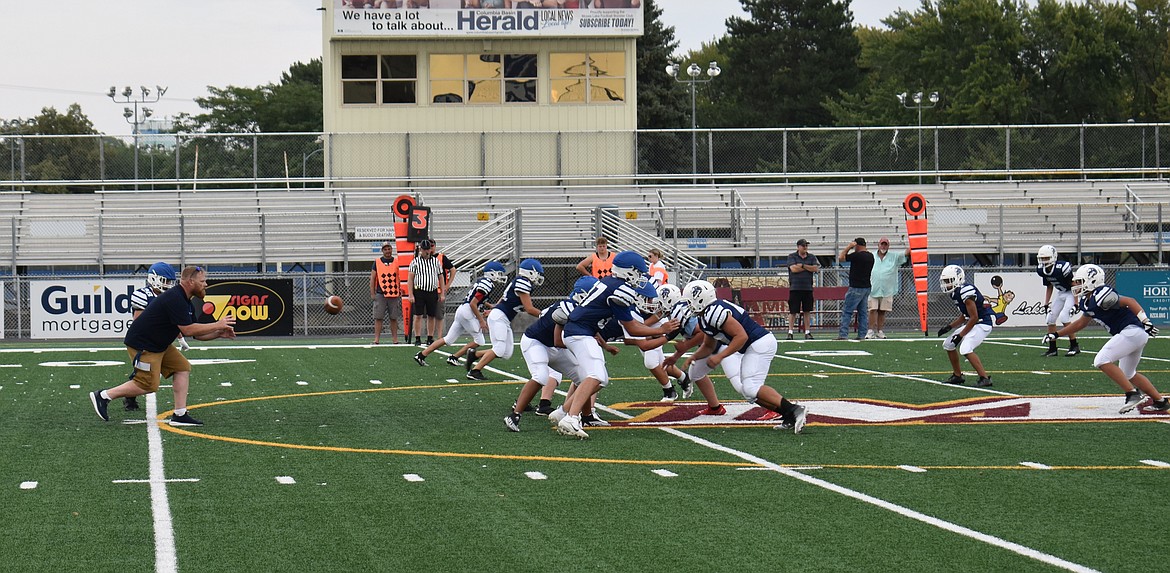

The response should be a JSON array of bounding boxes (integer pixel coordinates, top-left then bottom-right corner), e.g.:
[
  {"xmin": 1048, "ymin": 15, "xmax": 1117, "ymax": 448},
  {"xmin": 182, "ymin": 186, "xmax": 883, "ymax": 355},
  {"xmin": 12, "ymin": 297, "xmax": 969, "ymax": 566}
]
[
  {"xmin": 1120, "ymin": 391, "xmax": 1147, "ymax": 414},
  {"xmin": 1141, "ymin": 398, "xmax": 1170, "ymax": 413},
  {"xmin": 413, "ymin": 352, "xmax": 428, "ymax": 366},
  {"xmin": 1044, "ymin": 346, "xmax": 1059, "ymax": 357},
  {"xmin": 661, "ymin": 385, "xmax": 678, "ymax": 402},
  {"xmin": 975, "ymin": 376, "xmax": 993, "ymax": 387},
  {"xmin": 678, "ymin": 372, "xmax": 694, "ymax": 399},
  {"xmin": 168, "ymin": 413, "xmax": 203, "ymax": 427},
  {"xmin": 426, "ymin": 336, "xmax": 434, "ymax": 345},
  {"xmin": 1065, "ymin": 344, "xmax": 1081, "ymax": 357},
  {"xmin": 445, "ymin": 355, "xmax": 461, "ymax": 367},
  {"xmin": 943, "ymin": 374, "xmax": 966, "ymax": 385},
  {"xmin": 124, "ymin": 396, "xmax": 140, "ymax": 411},
  {"xmin": 414, "ymin": 337, "xmax": 422, "ymax": 345},
  {"xmin": 804, "ymin": 332, "xmax": 814, "ymax": 340},
  {"xmin": 504, "ymin": 412, "xmax": 521, "ymax": 432},
  {"xmin": 90, "ymin": 390, "xmax": 110, "ymax": 422},
  {"xmin": 786, "ymin": 332, "xmax": 794, "ymax": 340},
  {"xmin": 466, "ymin": 369, "xmax": 486, "ymax": 381},
  {"xmin": 535, "ymin": 403, "xmax": 555, "ymax": 416}
]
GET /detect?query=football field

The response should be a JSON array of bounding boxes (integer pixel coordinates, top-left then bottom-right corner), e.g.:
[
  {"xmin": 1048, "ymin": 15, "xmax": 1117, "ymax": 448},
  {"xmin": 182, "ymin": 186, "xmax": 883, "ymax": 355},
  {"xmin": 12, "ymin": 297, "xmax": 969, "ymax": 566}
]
[{"xmin": 2, "ymin": 332, "xmax": 1169, "ymax": 572}]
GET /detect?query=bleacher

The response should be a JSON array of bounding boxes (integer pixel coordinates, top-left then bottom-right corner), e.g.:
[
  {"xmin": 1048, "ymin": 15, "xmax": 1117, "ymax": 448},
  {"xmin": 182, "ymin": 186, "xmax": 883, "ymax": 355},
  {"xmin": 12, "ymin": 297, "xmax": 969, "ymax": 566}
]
[{"xmin": 1, "ymin": 179, "xmax": 1165, "ymax": 268}]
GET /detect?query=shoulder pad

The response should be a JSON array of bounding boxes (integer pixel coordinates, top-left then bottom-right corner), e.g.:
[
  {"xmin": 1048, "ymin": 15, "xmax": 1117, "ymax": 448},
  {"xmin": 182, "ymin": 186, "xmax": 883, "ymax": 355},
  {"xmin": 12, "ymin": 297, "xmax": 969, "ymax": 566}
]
[{"xmin": 1093, "ymin": 287, "xmax": 1119, "ymax": 310}]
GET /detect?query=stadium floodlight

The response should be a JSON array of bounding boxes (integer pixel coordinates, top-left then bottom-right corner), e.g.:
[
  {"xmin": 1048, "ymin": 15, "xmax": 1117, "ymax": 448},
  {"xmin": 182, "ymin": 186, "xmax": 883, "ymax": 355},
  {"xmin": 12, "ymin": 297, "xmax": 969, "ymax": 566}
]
[
  {"xmin": 667, "ymin": 60, "xmax": 722, "ymax": 183},
  {"xmin": 897, "ymin": 89, "xmax": 941, "ymax": 184},
  {"xmin": 109, "ymin": 84, "xmax": 168, "ymax": 188}
]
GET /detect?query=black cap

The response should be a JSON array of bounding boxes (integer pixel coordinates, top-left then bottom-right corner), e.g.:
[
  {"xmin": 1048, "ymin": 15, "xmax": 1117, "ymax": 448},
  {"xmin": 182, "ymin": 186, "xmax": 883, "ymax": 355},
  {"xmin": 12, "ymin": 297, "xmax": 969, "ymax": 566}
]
[
  {"xmin": 796, "ymin": 239, "xmax": 809, "ymax": 246},
  {"xmin": 418, "ymin": 239, "xmax": 434, "ymax": 250}
]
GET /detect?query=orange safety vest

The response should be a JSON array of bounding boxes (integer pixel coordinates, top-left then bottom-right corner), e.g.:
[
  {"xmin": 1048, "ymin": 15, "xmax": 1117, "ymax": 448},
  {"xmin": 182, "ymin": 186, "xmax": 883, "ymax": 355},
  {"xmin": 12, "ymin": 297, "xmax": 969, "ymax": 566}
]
[
  {"xmin": 591, "ymin": 252, "xmax": 615, "ymax": 278},
  {"xmin": 375, "ymin": 257, "xmax": 401, "ymax": 298},
  {"xmin": 649, "ymin": 262, "xmax": 669, "ymax": 285}
]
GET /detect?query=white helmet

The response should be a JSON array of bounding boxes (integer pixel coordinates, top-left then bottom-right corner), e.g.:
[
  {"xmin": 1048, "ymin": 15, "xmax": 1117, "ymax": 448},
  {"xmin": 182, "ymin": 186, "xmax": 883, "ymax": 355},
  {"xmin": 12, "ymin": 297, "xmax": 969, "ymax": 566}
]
[
  {"xmin": 1072, "ymin": 264, "xmax": 1106, "ymax": 297},
  {"xmin": 683, "ymin": 280, "xmax": 717, "ymax": 313},
  {"xmin": 636, "ymin": 293, "xmax": 660, "ymax": 315},
  {"xmin": 1037, "ymin": 245, "xmax": 1057, "ymax": 274},
  {"xmin": 657, "ymin": 284, "xmax": 682, "ymax": 309},
  {"xmin": 940, "ymin": 265, "xmax": 965, "ymax": 294}
]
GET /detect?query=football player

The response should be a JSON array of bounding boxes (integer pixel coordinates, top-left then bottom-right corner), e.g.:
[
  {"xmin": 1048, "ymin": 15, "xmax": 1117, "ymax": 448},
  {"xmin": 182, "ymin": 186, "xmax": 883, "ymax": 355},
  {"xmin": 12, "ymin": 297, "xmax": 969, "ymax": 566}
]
[
  {"xmin": 124, "ymin": 262, "xmax": 185, "ymax": 411},
  {"xmin": 682, "ymin": 280, "xmax": 808, "ymax": 433},
  {"xmin": 467, "ymin": 259, "xmax": 544, "ymax": 381},
  {"xmin": 504, "ymin": 276, "xmax": 595, "ymax": 432},
  {"xmin": 414, "ymin": 261, "xmax": 506, "ymax": 367},
  {"xmin": 661, "ymin": 284, "xmax": 727, "ymax": 416},
  {"xmin": 1037, "ymin": 245, "xmax": 1081, "ymax": 356},
  {"xmin": 549, "ymin": 251, "xmax": 679, "ymax": 438},
  {"xmin": 627, "ymin": 288, "xmax": 690, "ymax": 401},
  {"xmin": 1044, "ymin": 264, "xmax": 1168, "ymax": 414},
  {"xmin": 936, "ymin": 265, "xmax": 995, "ymax": 387}
]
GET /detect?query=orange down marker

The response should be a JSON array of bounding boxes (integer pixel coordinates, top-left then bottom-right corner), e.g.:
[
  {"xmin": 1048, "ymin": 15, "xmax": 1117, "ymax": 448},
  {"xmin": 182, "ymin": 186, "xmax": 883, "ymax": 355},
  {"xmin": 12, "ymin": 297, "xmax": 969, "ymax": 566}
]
[{"xmin": 903, "ymin": 193, "xmax": 930, "ymax": 336}]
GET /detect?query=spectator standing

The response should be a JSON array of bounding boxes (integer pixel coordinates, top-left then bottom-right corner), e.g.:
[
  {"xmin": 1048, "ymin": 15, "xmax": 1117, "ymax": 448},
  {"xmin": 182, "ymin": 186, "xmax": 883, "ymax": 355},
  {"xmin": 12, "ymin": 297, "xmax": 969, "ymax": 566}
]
[
  {"xmin": 866, "ymin": 237, "xmax": 909, "ymax": 339},
  {"xmin": 647, "ymin": 248, "xmax": 669, "ymax": 285},
  {"xmin": 370, "ymin": 241, "xmax": 403, "ymax": 345},
  {"xmin": 837, "ymin": 238, "xmax": 874, "ymax": 340},
  {"xmin": 576, "ymin": 236, "xmax": 616, "ymax": 278},
  {"xmin": 785, "ymin": 239, "xmax": 819, "ymax": 340}
]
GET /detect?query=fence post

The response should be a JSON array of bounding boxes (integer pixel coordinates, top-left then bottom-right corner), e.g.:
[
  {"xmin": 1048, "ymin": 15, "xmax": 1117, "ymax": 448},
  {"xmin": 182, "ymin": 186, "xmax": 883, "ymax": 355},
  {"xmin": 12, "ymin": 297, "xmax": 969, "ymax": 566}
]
[
  {"xmin": 998, "ymin": 204, "xmax": 1004, "ymax": 265},
  {"xmin": 1079, "ymin": 124, "xmax": 1086, "ymax": 181},
  {"xmin": 1076, "ymin": 204, "xmax": 1083, "ymax": 263},
  {"xmin": 404, "ymin": 132, "xmax": 411, "ymax": 184},
  {"xmin": 341, "ymin": 206, "xmax": 350, "ymax": 274},
  {"xmin": 10, "ymin": 217, "xmax": 16, "ymax": 274},
  {"xmin": 707, "ymin": 130, "xmax": 715, "ymax": 183},
  {"xmin": 1159, "ymin": 203, "xmax": 1164, "ymax": 265},
  {"xmin": 672, "ymin": 207, "xmax": 678, "ymax": 256},
  {"xmin": 1005, "ymin": 126, "xmax": 1012, "ymax": 181},
  {"xmin": 754, "ymin": 207, "xmax": 760, "ymax": 267},
  {"xmin": 175, "ymin": 135, "xmax": 182, "ymax": 184},
  {"xmin": 252, "ymin": 134, "xmax": 259, "ymax": 189},
  {"xmin": 98, "ymin": 211, "xmax": 104, "ymax": 274},
  {"xmin": 934, "ymin": 127, "xmax": 940, "ymax": 183},
  {"xmin": 557, "ymin": 131, "xmax": 563, "ymax": 184},
  {"xmin": 260, "ymin": 213, "xmax": 267, "ymax": 272},
  {"xmin": 514, "ymin": 209, "xmax": 523, "ymax": 262},
  {"xmin": 179, "ymin": 215, "xmax": 186, "ymax": 269}
]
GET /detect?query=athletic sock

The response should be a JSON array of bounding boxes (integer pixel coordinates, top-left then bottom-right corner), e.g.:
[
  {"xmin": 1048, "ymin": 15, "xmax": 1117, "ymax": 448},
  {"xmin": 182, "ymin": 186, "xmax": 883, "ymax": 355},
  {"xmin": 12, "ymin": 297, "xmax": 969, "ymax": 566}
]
[
  {"xmin": 173, "ymin": 408, "xmax": 187, "ymax": 417},
  {"xmin": 100, "ymin": 390, "xmax": 112, "ymax": 400}
]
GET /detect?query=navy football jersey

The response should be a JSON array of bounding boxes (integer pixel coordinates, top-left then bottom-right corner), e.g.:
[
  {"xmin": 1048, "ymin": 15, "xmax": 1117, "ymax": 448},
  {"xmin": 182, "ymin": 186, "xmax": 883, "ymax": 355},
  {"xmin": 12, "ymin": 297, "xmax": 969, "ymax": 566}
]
[
  {"xmin": 130, "ymin": 285, "xmax": 158, "ymax": 312},
  {"xmin": 697, "ymin": 300, "xmax": 770, "ymax": 353},
  {"xmin": 949, "ymin": 284, "xmax": 995, "ymax": 326},
  {"xmin": 496, "ymin": 276, "xmax": 534, "ymax": 320},
  {"xmin": 1037, "ymin": 260, "xmax": 1074, "ymax": 292},
  {"xmin": 1079, "ymin": 285, "xmax": 1142, "ymax": 336},
  {"xmin": 124, "ymin": 284, "xmax": 195, "ymax": 353},
  {"xmin": 523, "ymin": 299, "xmax": 577, "ymax": 348},
  {"xmin": 563, "ymin": 277, "xmax": 639, "ymax": 338},
  {"xmin": 464, "ymin": 276, "xmax": 497, "ymax": 310}
]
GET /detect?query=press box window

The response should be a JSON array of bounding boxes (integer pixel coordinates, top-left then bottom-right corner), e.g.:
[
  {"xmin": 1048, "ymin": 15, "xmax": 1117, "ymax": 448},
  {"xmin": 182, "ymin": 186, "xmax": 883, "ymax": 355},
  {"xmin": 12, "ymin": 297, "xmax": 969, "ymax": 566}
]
[
  {"xmin": 341, "ymin": 55, "xmax": 417, "ymax": 105},
  {"xmin": 430, "ymin": 54, "xmax": 537, "ymax": 104},
  {"xmin": 550, "ymin": 52, "xmax": 625, "ymax": 104}
]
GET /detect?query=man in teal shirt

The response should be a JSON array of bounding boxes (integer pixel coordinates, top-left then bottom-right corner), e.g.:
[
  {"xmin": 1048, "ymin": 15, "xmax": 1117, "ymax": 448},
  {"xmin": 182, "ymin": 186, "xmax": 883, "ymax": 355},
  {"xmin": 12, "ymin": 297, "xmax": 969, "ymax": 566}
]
[{"xmin": 866, "ymin": 237, "xmax": 909, "ymax": 339}]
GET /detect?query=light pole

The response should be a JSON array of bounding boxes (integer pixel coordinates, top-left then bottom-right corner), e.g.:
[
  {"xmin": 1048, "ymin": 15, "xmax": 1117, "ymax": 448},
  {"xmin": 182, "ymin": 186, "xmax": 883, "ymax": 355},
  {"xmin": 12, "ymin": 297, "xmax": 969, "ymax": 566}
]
[
  {"xmin": 897, "ymin": 90, "xmax": 939, "ymax": 184},
  {"xmin": 109, "ymin": 85, "xmax": 166, "ymax": 186},
  {"xmin": 302, "ymin": 136, "xmax": 326, "ymax": 189},
  {"xmin": 667, "ymin": 61, "xmax": 721, "ymax": 183}
]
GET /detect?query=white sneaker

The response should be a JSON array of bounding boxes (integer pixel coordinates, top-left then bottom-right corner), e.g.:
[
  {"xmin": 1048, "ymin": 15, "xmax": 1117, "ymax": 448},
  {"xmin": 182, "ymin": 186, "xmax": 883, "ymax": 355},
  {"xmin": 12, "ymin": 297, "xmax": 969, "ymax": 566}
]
[
  {"xmin": 547, "ymin": 406, "xmax": 566, "ymax": 425},
  {"xmin": 557, "ymin": 415, "xmax": 589, "ymax": 438},
  {"xmin": 877, "ymin": 330, "xmax": 886, "ymax": 339},
  {"xmin": 864, "ymin": 330, "xmax": 876, "ymax": 340}
]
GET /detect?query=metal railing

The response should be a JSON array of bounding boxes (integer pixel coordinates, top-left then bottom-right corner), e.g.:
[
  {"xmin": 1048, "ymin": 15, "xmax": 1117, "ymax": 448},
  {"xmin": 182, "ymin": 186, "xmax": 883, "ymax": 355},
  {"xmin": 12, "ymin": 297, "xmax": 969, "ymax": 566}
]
[{"xmin": 1, "ymin": 124, "xmax": 1166, "ymax": 188}]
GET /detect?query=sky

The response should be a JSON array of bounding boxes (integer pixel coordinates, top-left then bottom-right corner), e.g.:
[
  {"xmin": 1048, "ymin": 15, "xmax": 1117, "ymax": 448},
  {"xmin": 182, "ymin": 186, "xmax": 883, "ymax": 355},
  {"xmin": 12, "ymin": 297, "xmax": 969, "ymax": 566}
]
[{"xmin": 0, "ymin": 0, "xmax": 918, "ymax": 135}]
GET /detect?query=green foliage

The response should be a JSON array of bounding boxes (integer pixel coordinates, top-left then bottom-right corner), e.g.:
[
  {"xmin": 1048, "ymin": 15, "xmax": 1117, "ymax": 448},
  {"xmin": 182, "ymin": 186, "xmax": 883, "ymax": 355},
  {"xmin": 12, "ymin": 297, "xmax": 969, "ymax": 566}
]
[
  {"xmin": 179, "ymin": 59, "xmax": 323, "ymax": 134},
  {"xmin": 636, "ymin": 0, "xmax": 690, "ymax": 176},
  {"xmin": 721, "ymin": 0, "xmax": 862, "ymax": 127}
]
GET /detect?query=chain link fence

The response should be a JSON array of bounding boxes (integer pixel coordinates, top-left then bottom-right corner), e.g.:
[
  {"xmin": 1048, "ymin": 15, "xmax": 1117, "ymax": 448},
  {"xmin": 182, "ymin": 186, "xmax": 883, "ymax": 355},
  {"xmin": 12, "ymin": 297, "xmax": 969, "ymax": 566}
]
[{"xmin": 2, "ymin": 124, "xmax": 1165, "ymax": 188}]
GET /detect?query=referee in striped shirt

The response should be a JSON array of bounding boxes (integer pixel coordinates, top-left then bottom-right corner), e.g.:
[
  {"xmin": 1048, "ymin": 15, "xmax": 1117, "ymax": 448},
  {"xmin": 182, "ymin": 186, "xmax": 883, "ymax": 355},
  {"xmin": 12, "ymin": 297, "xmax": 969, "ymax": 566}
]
[{"xmin": 407, "ymin": 239, "xmax": 445, "ymax": 346}]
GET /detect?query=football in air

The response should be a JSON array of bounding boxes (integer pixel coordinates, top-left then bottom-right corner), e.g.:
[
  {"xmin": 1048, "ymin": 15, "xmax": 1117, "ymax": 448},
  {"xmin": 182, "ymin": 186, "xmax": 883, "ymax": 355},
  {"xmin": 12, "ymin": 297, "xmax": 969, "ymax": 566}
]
[{"xmin": 325, "ymin": 295, "xmax": 344, "ymax": 315}]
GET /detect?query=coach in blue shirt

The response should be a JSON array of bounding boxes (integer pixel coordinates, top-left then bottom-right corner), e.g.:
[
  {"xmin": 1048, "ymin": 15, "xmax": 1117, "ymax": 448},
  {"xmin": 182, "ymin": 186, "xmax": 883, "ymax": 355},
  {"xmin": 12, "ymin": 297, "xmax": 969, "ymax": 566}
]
[{"xmin": 89, "ymin": 266, "xmax": 237, "ymax": 426}]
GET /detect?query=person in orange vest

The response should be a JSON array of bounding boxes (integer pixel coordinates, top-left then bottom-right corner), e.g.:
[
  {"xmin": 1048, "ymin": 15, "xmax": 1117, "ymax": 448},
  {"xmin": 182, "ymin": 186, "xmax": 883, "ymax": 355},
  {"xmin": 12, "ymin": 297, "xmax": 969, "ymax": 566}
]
[
  {"xmin": 370, "ymin": 241, "xmax": 402, "ymax": 345},
  {"xmin": 647, "ymin": 248, "xmax": 669, "ymax": 286},
  {"xmin": 575, "ymin": 236, "xmax": 615, "ymax": 278}
]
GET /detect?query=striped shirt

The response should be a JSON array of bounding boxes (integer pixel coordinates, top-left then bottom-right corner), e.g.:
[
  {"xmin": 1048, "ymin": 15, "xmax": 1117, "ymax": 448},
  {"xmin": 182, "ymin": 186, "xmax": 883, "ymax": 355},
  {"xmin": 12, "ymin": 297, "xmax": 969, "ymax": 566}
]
[
  {"xmin": 130, "ymin": 285, "xmax": 158, "ymax": 312},
  {"xmin": 409, "ymin": 255, "xmax": 443, "ymax": 292}
]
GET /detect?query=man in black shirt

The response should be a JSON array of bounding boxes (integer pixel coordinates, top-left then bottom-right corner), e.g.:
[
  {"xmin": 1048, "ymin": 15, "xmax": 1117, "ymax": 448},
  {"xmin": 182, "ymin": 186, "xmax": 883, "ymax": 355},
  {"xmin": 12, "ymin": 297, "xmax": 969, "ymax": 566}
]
[
  {"xmin": 89, "ymin": 266, "xmax": 237, "ymax": 426},
  {"xmin": 837, "ymin": 238, "xmax": 875, "ymax": 340}
]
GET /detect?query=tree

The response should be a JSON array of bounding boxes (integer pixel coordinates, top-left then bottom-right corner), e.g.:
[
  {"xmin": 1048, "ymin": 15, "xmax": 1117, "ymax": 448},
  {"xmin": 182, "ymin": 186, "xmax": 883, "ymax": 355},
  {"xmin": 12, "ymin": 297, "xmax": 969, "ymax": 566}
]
[
  {"xmin": 178, "ymin": 59, "xmax": 323, "ymax": 133},
  {"xmin": 637, "ymin": 0, "xmax": 692, "ymax": 176},
  {"xmin": 721, "ymin": 0, "xmax": 862, "ymax": 127}
]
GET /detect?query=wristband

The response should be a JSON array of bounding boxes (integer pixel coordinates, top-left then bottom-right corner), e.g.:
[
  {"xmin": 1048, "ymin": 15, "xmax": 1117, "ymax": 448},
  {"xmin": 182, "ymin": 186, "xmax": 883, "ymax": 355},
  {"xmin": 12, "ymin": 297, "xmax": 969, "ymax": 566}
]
[{"xmin": 1138, "ymin": 311, "xmax": 1149, "ymax": 323}]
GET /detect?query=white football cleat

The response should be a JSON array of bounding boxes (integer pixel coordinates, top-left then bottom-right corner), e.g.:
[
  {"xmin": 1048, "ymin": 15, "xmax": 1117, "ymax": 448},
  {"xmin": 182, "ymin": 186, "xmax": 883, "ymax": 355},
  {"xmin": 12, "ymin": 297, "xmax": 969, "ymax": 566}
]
[
  {"xmin": 557, "ymin": 415, "xmax": 589, "ymax": 439},
  {"xmin": 547, "ymin": 406, "xmax": 566, "ymax": 425}
]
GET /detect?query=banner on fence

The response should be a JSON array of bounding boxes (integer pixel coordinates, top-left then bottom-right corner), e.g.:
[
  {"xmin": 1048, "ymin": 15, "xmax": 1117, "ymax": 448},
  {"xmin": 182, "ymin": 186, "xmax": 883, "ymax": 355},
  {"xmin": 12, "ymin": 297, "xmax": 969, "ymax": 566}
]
[
  {"xmin": 199, "ymin": 280, "xmax": 294, "ymax": 336},
  {"xmin": 972, "ymin": 271, "xmax": 1079, "ymax": 328},
  {"xmin": 30, "ymin": 280, "xmax": 139, "ymax": 339},
  {"xmin": 333, "ymin": 2, "xmax": 643, "ymax": 38},
  {"xmin": 1116, "ymin": 271, "xmax": 1170, "ymax": 326}
]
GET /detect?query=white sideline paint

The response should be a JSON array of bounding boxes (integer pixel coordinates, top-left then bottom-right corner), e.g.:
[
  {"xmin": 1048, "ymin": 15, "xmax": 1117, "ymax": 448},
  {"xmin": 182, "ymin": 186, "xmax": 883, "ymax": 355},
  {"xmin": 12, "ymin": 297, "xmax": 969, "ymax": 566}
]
[
  {"xmin": 145, "ymin": 393, "xmax": 178, "ymax": 573},
  {"xmin": 1140, "ymin": 460, "xmax": 1170, "ymax": 468},
  {"xmin": 445, "ymin": 379, "xmax": 459, "ymax": 383},
  {"xmin": 775, "ymin": 353, "xmax": 1018, "ymax": 397},
  {"xmin": 19, "ymin": 481, "xmax": 38, "ymax": 490},
  {"xmin": 370, "ymin": 380, "xmax": 383, "ymax": 385},
  {"xmin": 113, "ymin": 478, "xmax": 200, "ymax": 484},
  {"xmin": 402, "ymin": 474, "xmax": 425, "ymax": 482},
  {"xmin": 898, "ymin": 465, "xmax": 927, "ymax": 473},
  {"xmin": 524, "ymin": 472, "xmax": 548, "ymax": 480},
  {"xmin": 651, "ymin": 469, "xmax": 678, "ymax": 478},
  {"xmin": 1020, "ymin": 462, "xmax": 1052, "ymax": 470},
  {"xmin": 275, "ymin": 476, "xmax": 297, "ymax": 485}
]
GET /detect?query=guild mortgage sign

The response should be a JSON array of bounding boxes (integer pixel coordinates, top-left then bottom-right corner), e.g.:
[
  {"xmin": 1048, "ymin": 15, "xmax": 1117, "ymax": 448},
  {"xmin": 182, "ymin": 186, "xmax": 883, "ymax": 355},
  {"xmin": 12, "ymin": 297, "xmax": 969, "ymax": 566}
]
[
  {"xmin": 31, "ymin": 280, "xmax": 140, "ymax": 339},
  {"xmin": 333, "ymin": 1, "xmax": 643, "ymax": 37}
]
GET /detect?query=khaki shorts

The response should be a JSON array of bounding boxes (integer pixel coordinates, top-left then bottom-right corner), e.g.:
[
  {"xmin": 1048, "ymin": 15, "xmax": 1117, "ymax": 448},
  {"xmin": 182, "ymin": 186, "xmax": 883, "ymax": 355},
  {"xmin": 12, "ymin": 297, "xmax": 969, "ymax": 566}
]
[
  {"xmin": 868, "ymin": 296, "xmax": 894, "ymax": 312},
  {"xmin": 373, "ymin": 296, "xmax": 403, "ymax": 320},
  {"xmin": 126, "ymin": 346, "xmax": 191, "ymax": 392}
]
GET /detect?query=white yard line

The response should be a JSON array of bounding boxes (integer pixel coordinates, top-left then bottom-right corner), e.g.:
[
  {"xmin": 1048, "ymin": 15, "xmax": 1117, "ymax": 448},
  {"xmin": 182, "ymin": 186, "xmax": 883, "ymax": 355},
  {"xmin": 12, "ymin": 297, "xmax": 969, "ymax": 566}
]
[
  {"xmin": 145, "ymin": 393, "xmax": 178, "ymax": 573},
  {"xmin": 774, "ymin": 353, "xmax": 1020, "ymax": 397}
]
